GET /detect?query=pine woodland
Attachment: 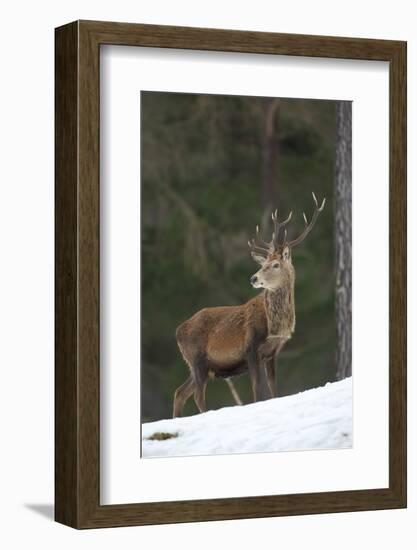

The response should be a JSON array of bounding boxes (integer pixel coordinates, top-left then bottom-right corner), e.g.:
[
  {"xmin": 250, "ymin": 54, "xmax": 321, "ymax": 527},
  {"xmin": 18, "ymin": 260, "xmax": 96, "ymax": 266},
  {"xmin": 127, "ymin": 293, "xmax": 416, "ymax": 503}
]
[{"xmin": 141, "ymin": 91, "xmax": 351, "ymax": 421}]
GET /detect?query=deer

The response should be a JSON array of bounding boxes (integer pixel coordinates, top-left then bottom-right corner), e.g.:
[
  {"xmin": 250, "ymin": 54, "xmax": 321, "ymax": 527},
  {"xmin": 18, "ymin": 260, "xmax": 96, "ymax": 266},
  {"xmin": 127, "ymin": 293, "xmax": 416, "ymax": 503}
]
[{"xmin": 172, "ymin": 192, "xmax": 326, "ymax": 418}]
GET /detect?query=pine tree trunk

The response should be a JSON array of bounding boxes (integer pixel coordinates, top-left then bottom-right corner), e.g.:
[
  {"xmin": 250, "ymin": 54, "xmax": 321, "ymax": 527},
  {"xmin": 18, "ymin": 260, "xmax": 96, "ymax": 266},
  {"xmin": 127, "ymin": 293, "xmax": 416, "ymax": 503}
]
[{"xmin": 335, "ymin": 102, "xmax": 352, "ymax": 380}]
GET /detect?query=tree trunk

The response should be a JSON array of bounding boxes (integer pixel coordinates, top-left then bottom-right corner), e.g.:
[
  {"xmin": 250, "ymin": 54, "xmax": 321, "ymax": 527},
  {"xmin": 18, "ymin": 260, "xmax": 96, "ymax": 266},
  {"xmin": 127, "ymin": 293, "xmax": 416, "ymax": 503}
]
[
  {"xmin": 261, "ymin": 98, "xmax": 280, "ymax": 209},
  {"xmin": 335, "ymin": 101, "xmax": 352, "ymax": 380}
]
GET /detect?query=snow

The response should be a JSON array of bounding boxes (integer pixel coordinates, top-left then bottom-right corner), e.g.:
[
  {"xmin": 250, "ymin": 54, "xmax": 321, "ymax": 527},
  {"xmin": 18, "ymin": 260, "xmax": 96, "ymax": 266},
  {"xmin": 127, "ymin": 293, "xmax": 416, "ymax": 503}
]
[{"xmin": 141, "ymin": 377, "xmax": 352, "ymax": 458}]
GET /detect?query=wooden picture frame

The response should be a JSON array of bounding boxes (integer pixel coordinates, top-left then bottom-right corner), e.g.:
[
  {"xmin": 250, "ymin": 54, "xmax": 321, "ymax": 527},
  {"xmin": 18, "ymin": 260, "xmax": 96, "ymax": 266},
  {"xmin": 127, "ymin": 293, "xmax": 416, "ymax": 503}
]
[{"xmin": 55, "ymin": 20, "xmax": 407, "ymax": 529}]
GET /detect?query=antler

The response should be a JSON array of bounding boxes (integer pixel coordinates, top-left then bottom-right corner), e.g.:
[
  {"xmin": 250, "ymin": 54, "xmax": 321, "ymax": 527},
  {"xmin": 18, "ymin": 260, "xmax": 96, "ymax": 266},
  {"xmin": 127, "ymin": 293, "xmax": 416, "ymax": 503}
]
[
  {"xmin": 248, "ymin": 209, "xmax": 293, "ymax": 257},
  {"xmin": 271, "ymin": 209, "xmax": 292, "ymax": 249},
  {"xmin": 248, "ymin": 192, "xmax": 325, "ymax": 259},
  {"xmin": 247, "ymin": 237, "xmax": 270, "ymax": 257},
  {"xmin": 286, "ymin": 192, "xmax": 326, "ymax": 248},
  {"xmin": 248, "ymin": 226, "xmax": 270, "ymax": 257}
]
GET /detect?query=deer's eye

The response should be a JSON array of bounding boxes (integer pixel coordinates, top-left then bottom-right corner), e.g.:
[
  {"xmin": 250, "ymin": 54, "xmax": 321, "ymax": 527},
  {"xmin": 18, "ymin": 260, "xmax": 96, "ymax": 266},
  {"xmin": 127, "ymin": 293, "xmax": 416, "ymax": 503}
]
[{"xmin": 273, "ymin": 263, "xmax": 280, "ymax": 269}]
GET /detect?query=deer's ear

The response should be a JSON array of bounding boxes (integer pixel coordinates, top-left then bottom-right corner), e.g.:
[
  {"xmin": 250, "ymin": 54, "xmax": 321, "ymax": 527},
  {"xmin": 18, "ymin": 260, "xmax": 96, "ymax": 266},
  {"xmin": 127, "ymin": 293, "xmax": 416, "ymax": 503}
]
[
  {"xmin": 282, "ymin": 246, "xmax": 290, "ymax": 261},
  {"xmin": 251, "ymin": 252, "xmax": 266, "ymax": 266}
]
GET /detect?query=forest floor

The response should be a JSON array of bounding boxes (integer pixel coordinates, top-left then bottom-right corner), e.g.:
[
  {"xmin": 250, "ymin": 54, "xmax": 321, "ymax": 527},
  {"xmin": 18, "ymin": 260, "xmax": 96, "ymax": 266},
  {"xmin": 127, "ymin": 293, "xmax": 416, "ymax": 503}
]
[{"xmin": 141, "ymin": 377, "xmax": 352, "ymax": 458}]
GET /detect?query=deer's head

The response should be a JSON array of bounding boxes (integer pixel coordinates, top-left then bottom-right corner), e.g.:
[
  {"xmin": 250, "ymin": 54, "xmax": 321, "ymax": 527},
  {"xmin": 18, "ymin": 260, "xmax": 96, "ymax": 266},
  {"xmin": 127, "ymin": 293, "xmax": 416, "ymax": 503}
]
[{"xmin": 248, "ymin": 192, "xmax": 326, "ymax": 291}]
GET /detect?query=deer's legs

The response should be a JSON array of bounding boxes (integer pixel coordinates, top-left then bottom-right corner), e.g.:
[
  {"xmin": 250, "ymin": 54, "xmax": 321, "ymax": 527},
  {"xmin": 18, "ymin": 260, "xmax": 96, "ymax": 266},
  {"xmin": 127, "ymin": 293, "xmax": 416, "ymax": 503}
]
[
  {"xmin": 194, "ymin": 380, "xmax": 208, "ymax": 413},
  {"xmin": 247, "ymin": 348, "xmax": 262, "ymax": 402},
  {"xmin": 192, "ymin": 354, "xmax": 209, "ymax": 413},
  {"xmin": 225, "ymin": 378, "xmax": 243, "ymax": 405},
  {"xmin": 173, "ymin": 376, "xmax": 195, "ymax": 418},
  {"xmin": 265, "ymin": 358, "xmax": 276, "ymax": 398}
]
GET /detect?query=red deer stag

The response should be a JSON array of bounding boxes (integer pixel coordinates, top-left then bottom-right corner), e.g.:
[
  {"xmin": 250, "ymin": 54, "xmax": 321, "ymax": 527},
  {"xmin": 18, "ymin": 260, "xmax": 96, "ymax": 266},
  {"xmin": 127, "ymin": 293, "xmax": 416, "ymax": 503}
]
[{"xmin": 173, "ymin": 192, "xmax": 326, "ymax": 417}]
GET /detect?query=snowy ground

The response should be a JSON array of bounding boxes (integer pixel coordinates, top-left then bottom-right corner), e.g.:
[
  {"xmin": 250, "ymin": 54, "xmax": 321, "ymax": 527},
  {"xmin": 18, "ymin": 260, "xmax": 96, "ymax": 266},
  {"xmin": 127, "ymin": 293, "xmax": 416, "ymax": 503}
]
[{"xmin": 141, "ymin": 377, "xmax": 352, "ymax": 458}]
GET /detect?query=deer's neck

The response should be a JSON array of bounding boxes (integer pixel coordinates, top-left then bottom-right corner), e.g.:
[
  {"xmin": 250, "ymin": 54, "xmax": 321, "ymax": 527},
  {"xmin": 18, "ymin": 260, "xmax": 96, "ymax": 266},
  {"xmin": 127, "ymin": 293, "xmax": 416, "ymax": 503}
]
[{"xmin": 264, "ymin": 279, "xmax": 295, "ymax": 338}]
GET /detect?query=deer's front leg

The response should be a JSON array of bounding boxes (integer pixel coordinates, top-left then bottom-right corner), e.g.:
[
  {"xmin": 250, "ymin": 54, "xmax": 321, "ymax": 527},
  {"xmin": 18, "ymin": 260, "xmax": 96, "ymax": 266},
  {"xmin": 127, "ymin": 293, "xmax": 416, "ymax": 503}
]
[
  {"xmin": 246, "ymin": 345, "xmax": 262, "ymax": 402},
  {"xmin": 264, "ymin": 357, "xmax": 276, "ymax": 398},
  {"xmin": 262, "ymin": 337, "xmax": 287, "ymax": 399}
]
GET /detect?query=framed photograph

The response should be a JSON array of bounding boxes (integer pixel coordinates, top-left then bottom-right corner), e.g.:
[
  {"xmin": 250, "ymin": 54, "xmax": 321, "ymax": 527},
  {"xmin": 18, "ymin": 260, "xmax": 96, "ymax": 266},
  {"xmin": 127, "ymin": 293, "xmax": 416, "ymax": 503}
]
[{"xmin": 55, "ymin": 20, "xmax": 406, "ymax": 528}]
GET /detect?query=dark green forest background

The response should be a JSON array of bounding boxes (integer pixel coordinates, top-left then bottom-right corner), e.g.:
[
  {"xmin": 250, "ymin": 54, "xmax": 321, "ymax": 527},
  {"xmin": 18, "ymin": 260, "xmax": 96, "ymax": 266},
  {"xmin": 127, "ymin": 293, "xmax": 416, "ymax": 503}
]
[{"xmin": 141, "ymin": 91, "xmax": 337, "ymax": 422}]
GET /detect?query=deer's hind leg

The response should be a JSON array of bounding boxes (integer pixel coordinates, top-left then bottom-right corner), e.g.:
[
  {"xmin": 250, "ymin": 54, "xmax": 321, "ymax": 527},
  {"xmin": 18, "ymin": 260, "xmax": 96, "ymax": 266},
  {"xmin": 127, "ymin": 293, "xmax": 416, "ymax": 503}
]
[
  {"xmin": 176, "ymin": 337, "xmax": 209, "ymax": 415},
  {"xmin": 192, "ymin": 353, "xmax": 209, "ymax": 413},
  {"xmin": 173, "ymin": 376, "xmax": 195, "ymax": 418}
]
